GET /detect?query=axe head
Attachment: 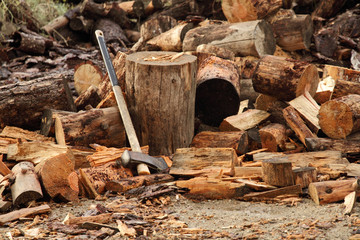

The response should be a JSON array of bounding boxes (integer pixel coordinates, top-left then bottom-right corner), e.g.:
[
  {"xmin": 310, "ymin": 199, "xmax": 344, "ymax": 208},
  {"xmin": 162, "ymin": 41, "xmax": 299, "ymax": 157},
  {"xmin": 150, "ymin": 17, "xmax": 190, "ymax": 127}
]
[{"xmin": 119, "ymin": 150, "xmax": 169, "ymax": 172}]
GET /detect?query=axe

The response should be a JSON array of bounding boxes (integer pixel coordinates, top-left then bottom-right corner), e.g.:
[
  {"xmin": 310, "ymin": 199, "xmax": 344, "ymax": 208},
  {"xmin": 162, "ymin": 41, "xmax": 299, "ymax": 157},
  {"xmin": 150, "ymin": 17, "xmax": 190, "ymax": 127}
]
[{"xmin": 95, "ymin": 30, "xmax": 161, "ymax": 175}]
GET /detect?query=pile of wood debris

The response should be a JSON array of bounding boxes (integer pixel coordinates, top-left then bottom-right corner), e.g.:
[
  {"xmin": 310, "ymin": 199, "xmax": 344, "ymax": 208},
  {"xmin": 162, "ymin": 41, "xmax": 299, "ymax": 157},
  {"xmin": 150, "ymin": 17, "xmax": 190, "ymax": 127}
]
[{"xmin": 1, "ymin": 0, "xmax": 360, "ymax": 238}]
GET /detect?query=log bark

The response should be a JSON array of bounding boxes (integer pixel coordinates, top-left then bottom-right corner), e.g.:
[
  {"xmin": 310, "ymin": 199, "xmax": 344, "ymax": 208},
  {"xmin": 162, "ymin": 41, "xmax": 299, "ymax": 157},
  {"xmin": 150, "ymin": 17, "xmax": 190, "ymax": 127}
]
[
  {"xmin": 74, "ymin": 85, "xmax": 101, "ymax": 110},
  {"xmin": 190, "ymin": 131, "xmax": 249, "ymax": 155},
  {"xmin": 283, "ymin": 106, "xmax": 317, "ymax": 146},
  {"xmin": 55, "ymin": 107, "xmax": 126, "ymax": 148},
  {"xmin": 35, "ymin": 153, "xmax": 79, "ymax": 202},
  {"xmin": 318, "ymin": 94, "xmax": 360, "ymax": 139},
  {"xmin": 0, "ymin": 75, "xmax": 74, "ymax": 130},
  {"xmin": 69, "ymin": 16, "xmax": 94, "ymax": 34},
  {"xmin": 91, "ymin": 18, "xmax": 129, "ymax": 46},
  {"xmin": 125, "ymin": 51, "xmax": 197, "ymax": 155},
  {"xmin": 305, "ymin": 137, "xmax": 360, "ymax": 154},
  {"xmin": 234, "ymin": 56, "xmax": 259, "ymax": 79},
  {"xmin": 11, "ymin": 31, "xmax": 49, "ymax": 55},
  {"xmin": 332, "ymin": 80, "xmax": 360, "ymax": 99},
  {"xmin": 219, "ymin": 109, "xmax": 270, "ymax": 131},
  {"xmin": 292, "ymin": 167, "xmax": 317, "ymax": 188},
  {"xmin": 196, "ymin": 44, "xmax": 235, "ymax": 61},
  {"xmin": 262, "ymin": 158, "xmax": 294, "ymax": 187},
  {"xmin": 252, "ymin": 55, "xmax": 319, "ymax": 101},
  {"xmin": 183, "ymin": 20, "xmax": 276, "ymax": 57},
  {"xmin": 140, "ymin": 15, "xmax": 177, "ymax": 41},
  {"xmin": 196, "ymin": 56, "xmax": 240, "ymax": 126},
  {"xmin": 73, "ymin": 61, "xmax": 103, "ymax": 95},
  {"xmin": 259, "ymin": 123, "xmax": 287, "ymax": 152},
  {"xmin": 11, "ymin": 161, "xmax": 43, "ymax": 206},
  {"xmin": 312, "ymin": 0, "xmax": 347, "ymax": 19},
  {"xmin": 221, "ymin": 0, "xmax": 282, "ymax": 23},
  {"xmin": 255, "ymin": 94, "xmax": 288, "ymax": 125},
  {"xmin": 309, "ymin": 179, "xmax": 360, "ymax": 205}
]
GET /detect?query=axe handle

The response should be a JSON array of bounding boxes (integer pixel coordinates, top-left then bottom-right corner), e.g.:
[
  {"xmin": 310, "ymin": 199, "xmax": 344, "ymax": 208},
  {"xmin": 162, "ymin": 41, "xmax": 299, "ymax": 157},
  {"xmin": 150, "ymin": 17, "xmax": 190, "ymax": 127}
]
[{"xmin": 95, "ymin": 30, "xmax": 150, "ymax": 175}]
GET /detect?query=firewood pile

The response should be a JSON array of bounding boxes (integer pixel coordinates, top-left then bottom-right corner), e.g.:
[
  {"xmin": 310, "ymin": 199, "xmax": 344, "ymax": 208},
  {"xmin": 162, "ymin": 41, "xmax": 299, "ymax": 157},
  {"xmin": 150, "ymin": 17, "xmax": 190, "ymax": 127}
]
[{"xmin": 1, "ymin": 0, "xmax": 360, "ymax": 238}]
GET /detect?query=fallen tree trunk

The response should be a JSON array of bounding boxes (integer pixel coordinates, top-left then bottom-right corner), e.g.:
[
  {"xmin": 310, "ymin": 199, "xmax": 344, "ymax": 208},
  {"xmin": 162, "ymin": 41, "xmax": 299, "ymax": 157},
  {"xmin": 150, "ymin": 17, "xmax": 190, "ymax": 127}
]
[{"xmin": 305, "ymin": 137, "xmax": 360, "ymax": 154}]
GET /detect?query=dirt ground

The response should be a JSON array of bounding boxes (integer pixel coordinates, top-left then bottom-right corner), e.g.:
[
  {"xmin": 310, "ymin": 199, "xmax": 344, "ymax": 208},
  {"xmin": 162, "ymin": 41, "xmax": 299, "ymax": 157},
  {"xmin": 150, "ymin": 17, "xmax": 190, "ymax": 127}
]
[{"xmin": 0, "ymin": 192, "xmax": 358, "ymax": 240}]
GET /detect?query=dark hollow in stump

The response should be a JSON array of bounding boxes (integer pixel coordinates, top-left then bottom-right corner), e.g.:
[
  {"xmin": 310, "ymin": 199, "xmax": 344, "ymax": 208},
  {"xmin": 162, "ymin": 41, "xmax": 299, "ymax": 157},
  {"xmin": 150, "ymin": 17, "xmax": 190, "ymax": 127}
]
[
  {"xmin": 196, "ymin": 56, "xmax": 240, "ymax": 126},
  {"xmin": 125, "ymin": 51, "xmax": 197, "ymax": 155},
  {"xmin": 11, "ymin": 161, "xmax": 43, "ymax": 206},
  {"xmin": 252, "ymin": 55, "xmax": 319, "ymax": 101},
  {"xmin": 262, "ymin": 158, "xmax": 294, "ymax": 187},
  {"xmin": 318, "ymin": 94, "xmax": 360, "ymax": 139}
]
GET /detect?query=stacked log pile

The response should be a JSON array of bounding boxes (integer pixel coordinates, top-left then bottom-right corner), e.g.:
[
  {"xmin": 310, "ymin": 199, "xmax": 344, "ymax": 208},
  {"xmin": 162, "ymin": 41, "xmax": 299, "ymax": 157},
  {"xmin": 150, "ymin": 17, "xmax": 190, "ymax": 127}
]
[{"xmin": 1, "ymin": 0, "xmax": 360, "ymax": 238}]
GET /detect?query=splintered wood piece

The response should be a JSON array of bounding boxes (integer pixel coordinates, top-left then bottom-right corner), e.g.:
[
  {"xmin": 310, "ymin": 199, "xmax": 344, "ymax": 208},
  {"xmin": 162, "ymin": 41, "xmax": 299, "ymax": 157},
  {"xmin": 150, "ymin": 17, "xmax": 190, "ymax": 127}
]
[
  {"xmin": 183, "ymin": 20, "xmax": 275, "ymax": 57},
  {"xmin": 170, "ymin": 148, "xmax": 237, "ymax": 174},
  {"xmin": 259, "ymin": 123, "xmax": 287, "ymax": 152},
  {"xmin": 289, "ymin": 93, "xmax": 320, "ymax": 134},
  {"xmin": 252, "ymin": 55, "xmax": 319, "ymax": 101},
  {"xmin": 309, "ymin": 179, "xmax": 360, "ymax": 205},
  {"xmin": 344, "ymin": 191, "xmax": 357, "ymax": 215},
  {"xmin": 0, "ymin": 204, "xmax": 51, "ymax": 225},
  {"xmin": 283, "ymin": 106, "xmax": 316, "ymax": 146},
  {"xmin": 126, "ymin": 51, "xmax": 197, "ymax": 155},
  {"xmin": 318, "ymin": 94, "xmax": 360, "ymax": 139},
  {"xmin": 219, "ymin": 109, "xmax": 270, "ymax": 131},
  {"xmin": 233, "ymin": 167, "xmax": 263, "ymax": 179},
  {"xmin": 35, "ymin": 153, "xmax": 78, "ymax": 202},
  {"xmin": 262, "ymin": 159, "xmax": 294, "ymax": 187},
  {"xmin": 0, "ymin": 126, "xmax": 54, "ymax": 142},
  {"xmin": 105, "ymin": 174, "xmax": 173, "ymax": 193},
  {"xmin": 176, "ymin": 177, "xmax": 250, "ymax": 199},
  {"xmin": 0, "ymin": 154, "xmax": 11, "ymax": 176},
  {"xmin": 117, "ymin": 220, "xmax": 136, "ymax": 237},
  {"xmin": 74, "ymin": 85, "xmax": 101, "ymax": 111},
  {"xmin": 55, "ymin": 107, "xmax": 126, "ymax": 148},
  {"xmin": 0, "ymin": 137, "xmax": 18, "ymax": 154},
  {"xmin": 11, "ymin": 161, "xmax": 43, "ymax": 206},
  {"xmin": 233, "ymin": 179, "xmax": 277, "ymax": 191},
  {"xmin": 221, "ymin": 0, "xmax": 282, "ymax": 23},
  {"xmin": 78, "ymin": 168, "xmax": 99, "ymax": 199},
  {"xmin": 63, "ymin": 213, "xmax": 112, "ymax": 226},
  {"xmin": 190, "ymin": 131, "xmax": 248, "ymax": 155},
  {"xmin": 240, "ymin": 185, "xmax": 302, "ymax": 201},
  {"xmin": 292, "ymin": 167, "xmax": 317, "ymax": 188}
]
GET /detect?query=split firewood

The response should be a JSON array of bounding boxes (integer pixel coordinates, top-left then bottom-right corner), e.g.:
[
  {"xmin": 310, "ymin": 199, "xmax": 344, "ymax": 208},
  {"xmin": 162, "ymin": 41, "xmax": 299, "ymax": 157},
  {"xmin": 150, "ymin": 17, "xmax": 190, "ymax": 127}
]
[
  {"xmin": 240, "ymin": 185, "xmax": 302, "ymax": 201},
  {"xmin": 283, "ymin": 106, "xmax": 317, "ymax": 146},
  {"xmin": 0, "ymin": 74, "xmax": 74, "ymax": 129},
  {"xmin": 0, "ymin": 137, "xmax": 18, "ymax": 154},
  {"xmin": 0, "ymin": 204, "xmax": 51, "ymax": 225},
  {"xmin": 268, "ymin": 9, "xmax": 313, "ymax": 51},
  {"xmin": 0, "ymin": 126, "xmax": 54, "ymax": 142},
  {"xmin": 305, "ymin": 137, "xmax": 360, "ymax": 154},
  {"xmin": 292, "ymin": 167, "xmax": 317, "ymax": 188},
  {"xmin": 252, "ymin": 55, "xmax": 319, "ymax": 101},
  {"xmin": 125, "ymin": 51, "xmax": 197, "ymax": 155},
  {"xmin": 176, "ymin": 177, "xmax": 250, "ymax": 199},
  {"xmin": 91, "ymin": 18, "xmax": 129, "ymax": 46},
  {"xmin": 323, "ymin": 65, "xmax": 360, "ymax": 83},
  {"xmin": 262, "ymin": 158, "xmax": 294, "ymax": 187},
  {"xmin": 74, "ymin": 85, "xmax": 102, "ymax": 110},
  {"xmin": 344, "ymin": 191, "xmax": 357, "ymax": 215},
  {"xmin": 219, "ymin": 109, "xmax": 270, "ymax": 132},
  {"xmin": 233, "ymin": 167, "xmax": 263, "ymax": 179},
  {"xmin": 54, "ymin": 107, "xmax": 126, "ymax": 148},
  {"xmin": 73, "ymin": 61, "xmax": 103, "ymax": 95},
  {"xmin": 105, "ymin": 174, "xmax": 174, "ymax": 193},
  {"xmin": 140, "ymin": 15, "xmax": 177, "ymax": 41},
  {"xmin": 10, "ymin": 161, "xmax": 43, "ymax": 206},
  {"xmin": 35, "ymin": 153, "xmax": 79, "ymax": 202},
  {"xmin": 196, "ymin": 55, "xmax": 240, "ymax": 126},
  {"xmin": 170, "ymin": 148, "xmax": 237, "ymax": 175},
  {"xmin": 63, "ymin": 212, "xmax": 113, "ymax": 225},
  {"xmin": 259, "ymin": 123, "xmax": 287, "ymax": 152},
  {"xmin": 318, "ymin": 94, "xmax": 360, "ymax": 139},
  {"xmin": 253, "ymin": 150, "xmax": 348, "ymax": 168},
  {"xmin": 183, "ymin": 20, "xmax": 276, "ymax": 57},
  {"xmin": 190, "ymin": 131, "xmax": 249, "ymax": 155},
  {"xmin": 196, "ymin": 44, "xmax": 235, "ymax": 60},
  {"xmin": 309, "ymin": 179, "xmax": 360, "ymax": 205},
  {"xmin": 78, "ymin": 168, "xmax": 99, "ymax": 199},
  {"xmin": 221, "ymin": 0, "xmax": 282, "ymax": 23},
  {"xmin": 255, "ymin": 94, "xmax": 288, "ymax": 125},
  {"xmin": 232, "ymin": 179, "xmax": 277, "ymax": 191},
  {"xmin": 146, "ymin": 23, "xmax": 195, "ymax": 51}
]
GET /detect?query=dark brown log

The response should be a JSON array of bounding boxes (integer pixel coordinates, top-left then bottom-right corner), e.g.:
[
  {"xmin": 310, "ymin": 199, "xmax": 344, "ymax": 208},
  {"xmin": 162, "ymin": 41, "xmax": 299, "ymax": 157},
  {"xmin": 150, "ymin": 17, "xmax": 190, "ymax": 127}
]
[
  {"xmin": 54, "ymin": 107, "xmax": 126, "ymax": 148},
  {"xmin": 190, "ymin": 131, "xmax": 249, "ymax": 155},
  {"xmin": 11, "ymin": 31, "xmax": 49, "ymax": 55},
  {"xmin": 309, "ymin": 179, "xmax": 359, "ymax": 205},
  {"xmin": 283, "ymin": 106, "xmax": 316, "ymax": 146},
  {"xmin": 319, "ymin": 94, "xmax": 360, "ymax": 139},
  {"xmin": 124, "ymin": 30, "xmax": 141, "ymax": 43},
  {"xmin": 183, "ymin": 20, "xmax": 276, "ymax": 57},
  {"xmin": 221, "ymin": 0, "xmax": 282, "ymax": 23},
  {"xmin": 314, "ymin": 29, "xmax": 337, "ymax": 58},
  {"xmin": 11, "ymin": 161, "xmax": 43, "ymax": 206},
  {"xmin": 259, "ymin": 123, "xmax": 287, "ymax": 152},
  {"xmin": 42, "ymin": 6, "xmax": 80, "ymax": 34},
  {"xmin": 292, "ymin": 167, "xmax": 317, "ymax": 188},
  {"xmin": 196, "ymin": 56, "xmax": 240, "ymax": 126},
  {"xmin": 140, "ymin": 15, "xmax": 177, "ymax": 41},
  {"xmin": 156, "ymin": 0, "xmax": 199, "ymax": 20},
  {"xmin": 125, "ymin": 51, "xmax": 197, "ymax": 155},
  {"xmin": 0, "ymin": 75, "xmax": 74, "ymax": 130},
  {"xmin": 219, "ymin": 109, "xmax": 270, "ymax": 131},
  {"xmin": 305, "ymin": 137, "xmax": 360, "ymax": 154},
  {"xmin": 268, "ymin": 10, "xmax": 313, "ymax": 51},
  {"xmin": 35, "ymin": 153, "xmax": 79, "ymax": 202},
  {"xmin": 312, "ymin": 0, "xmax": 347, "ymax": 19},
  {"xmin": 91, "ymin": 18, "xmax": 129, "ymax": 46},
  {"xmin": 332, "ymin": 79, "xmax": 360, "ymax": 99},
  {"xmin": 252, "ymin": 55, "xmax": 319, "ymax": 101},
  {"xmin": 262, "ymin": 158, "xmax": 294, "ymax": 187},
  {"xmin": 0, "ymin": 204, "xmax": 51, "ymax": 225},
  {"xmin": 69, "ymin": 16, "xmax": 94, "ymax": 34},
  {"xmin": 80, "ymin": 0, "xmax": 112, "ymax": 18}
]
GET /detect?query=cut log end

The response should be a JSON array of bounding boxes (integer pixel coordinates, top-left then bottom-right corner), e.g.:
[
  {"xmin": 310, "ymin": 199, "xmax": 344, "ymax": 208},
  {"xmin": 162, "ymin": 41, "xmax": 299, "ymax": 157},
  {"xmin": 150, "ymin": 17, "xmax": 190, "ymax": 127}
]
[{"xmin": 296, "ymin": 64, "xmax": 319, "ymax": 98}]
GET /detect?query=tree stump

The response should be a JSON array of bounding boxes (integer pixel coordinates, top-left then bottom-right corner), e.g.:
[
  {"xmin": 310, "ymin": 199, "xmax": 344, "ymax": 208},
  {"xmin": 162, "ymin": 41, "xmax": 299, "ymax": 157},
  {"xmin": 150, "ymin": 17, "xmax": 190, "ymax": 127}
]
[
  {"xmin": 319, "ymin": 94, "xmax": 360, "ymax": 139},
  {"xmin": 125, "ymin": 51, "xmax": 197, "ymax": 155},
  {"xmin": 262, "ymin": 158, "xmax": 294, "ymax": 187},
  {"xmin": 252, "ymin": 55, "xmax": 319, "ymax": 101}
]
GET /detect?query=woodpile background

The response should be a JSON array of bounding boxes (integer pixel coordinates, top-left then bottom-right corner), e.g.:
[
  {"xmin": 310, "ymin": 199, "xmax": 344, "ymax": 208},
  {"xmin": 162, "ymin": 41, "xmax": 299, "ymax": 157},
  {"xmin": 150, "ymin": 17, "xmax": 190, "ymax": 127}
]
[{"xmin": 1, "ymin": 0, "xmax": 360, "ymax": 238}]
